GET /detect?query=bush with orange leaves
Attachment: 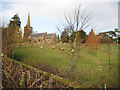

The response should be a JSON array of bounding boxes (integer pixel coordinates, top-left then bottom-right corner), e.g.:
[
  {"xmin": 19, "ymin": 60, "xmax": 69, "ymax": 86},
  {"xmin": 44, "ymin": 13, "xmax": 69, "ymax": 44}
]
[{"xmin": 85, "ymin": 29, "xmax": 99, "ymax": 50}]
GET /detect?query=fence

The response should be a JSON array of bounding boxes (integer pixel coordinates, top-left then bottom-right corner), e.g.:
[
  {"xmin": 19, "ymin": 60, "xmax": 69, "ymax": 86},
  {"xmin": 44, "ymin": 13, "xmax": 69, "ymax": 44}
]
[{"xmin": 2, "ymin": 55, "xmax": 83, "ymax": 88}]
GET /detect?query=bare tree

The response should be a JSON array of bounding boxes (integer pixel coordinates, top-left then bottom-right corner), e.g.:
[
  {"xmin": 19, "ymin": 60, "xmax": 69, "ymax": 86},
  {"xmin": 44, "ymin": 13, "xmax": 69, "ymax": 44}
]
[
  {"xmin": 57, "ymin": 4, "xmax": 91, "ymax": 71},
  {"xmin": 0, "ymin": 17, "xmax": 8, "ymax": 28}
]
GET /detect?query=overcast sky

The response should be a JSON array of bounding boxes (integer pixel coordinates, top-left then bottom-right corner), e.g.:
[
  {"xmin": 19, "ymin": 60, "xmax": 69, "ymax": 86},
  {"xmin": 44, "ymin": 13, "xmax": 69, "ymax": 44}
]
[{"xmin": 0, "ymin": 0, "xmax": 119, "ymax": 35}]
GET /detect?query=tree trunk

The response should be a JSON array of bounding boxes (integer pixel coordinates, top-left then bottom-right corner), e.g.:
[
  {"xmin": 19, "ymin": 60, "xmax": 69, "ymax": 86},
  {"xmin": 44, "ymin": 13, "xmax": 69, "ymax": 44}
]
[
  {"xmin": 71, "ymin": 52, "xmax": 75, "ymax": 71},
  {"xmin": 109, "ymin": 44, "xmax": 110, "ymax": 65}
]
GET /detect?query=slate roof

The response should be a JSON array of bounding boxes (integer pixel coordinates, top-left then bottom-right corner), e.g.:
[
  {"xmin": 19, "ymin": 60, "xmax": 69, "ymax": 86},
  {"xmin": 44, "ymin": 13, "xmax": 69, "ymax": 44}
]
[
  {"xmin": 44, "ymin": 34, "xmax": 54, "ymax": 39},
  {"xmin": 31, "ymin": 33, "xmax": 45, "ymax": 37}
]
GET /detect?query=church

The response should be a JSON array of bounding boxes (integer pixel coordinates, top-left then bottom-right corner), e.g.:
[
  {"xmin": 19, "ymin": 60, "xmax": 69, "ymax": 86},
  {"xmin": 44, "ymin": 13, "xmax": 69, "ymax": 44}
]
[{"xmin": 23, "ymin": 13, "xmax": 58, "ymax": 43}]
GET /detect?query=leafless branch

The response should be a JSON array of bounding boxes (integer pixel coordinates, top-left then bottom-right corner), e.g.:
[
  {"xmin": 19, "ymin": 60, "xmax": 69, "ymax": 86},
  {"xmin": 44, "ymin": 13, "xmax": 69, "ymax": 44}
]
[{"xmin": 56, "ymin": 4, "xmax": 91, "ymax": 71}]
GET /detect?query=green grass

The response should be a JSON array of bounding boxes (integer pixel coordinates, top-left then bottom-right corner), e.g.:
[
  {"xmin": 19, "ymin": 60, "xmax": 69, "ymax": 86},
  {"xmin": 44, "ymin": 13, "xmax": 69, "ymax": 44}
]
[{"xmin": 13, "ymin": 44, "xmax": 118, "ymax": 88}]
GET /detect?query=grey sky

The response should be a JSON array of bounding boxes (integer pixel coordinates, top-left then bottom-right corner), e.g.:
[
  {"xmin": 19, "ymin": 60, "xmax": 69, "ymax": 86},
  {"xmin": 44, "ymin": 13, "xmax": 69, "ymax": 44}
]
[{"xmin": 0, "ymin": 0, "xmax": 118, "ymax": 35}]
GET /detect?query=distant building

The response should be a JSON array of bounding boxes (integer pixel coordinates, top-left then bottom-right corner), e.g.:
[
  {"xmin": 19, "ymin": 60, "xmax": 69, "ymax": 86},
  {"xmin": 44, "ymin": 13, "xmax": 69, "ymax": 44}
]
[
  {"xmin": 23, "ymin": 13, "xmax": 58, "ymax": 43},
  {"xmin": 29, "ymin": 32, "xmax": 47, "ymax": 43},
  {"xmin": 23, "ymin": 13, "xmax": 33, "ymax": 41},
  {"xmin": 29, "ymin": 32, "xmax": 58, "ymax": 43},
  {"xmin": 44, "ymin": 33, "xmax": 58, "ymax": 43}
]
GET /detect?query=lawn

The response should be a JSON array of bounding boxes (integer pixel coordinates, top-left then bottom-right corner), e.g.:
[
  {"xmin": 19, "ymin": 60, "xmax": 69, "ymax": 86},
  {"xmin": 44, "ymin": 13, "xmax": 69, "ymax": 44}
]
[{"xmin": 13, "ymin": 44, "xmax": 118, "ymax": 88}]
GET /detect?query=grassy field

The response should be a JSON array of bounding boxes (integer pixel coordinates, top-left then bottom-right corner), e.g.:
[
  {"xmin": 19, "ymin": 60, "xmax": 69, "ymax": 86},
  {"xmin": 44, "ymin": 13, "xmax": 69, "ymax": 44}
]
[{"xmin": 12, "ymin": 44, "xmax": 118, "ymax": 88}]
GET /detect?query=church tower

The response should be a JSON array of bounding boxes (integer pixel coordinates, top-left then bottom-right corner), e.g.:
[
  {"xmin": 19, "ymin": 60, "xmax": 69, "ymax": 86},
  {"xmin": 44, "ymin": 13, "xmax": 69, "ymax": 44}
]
[{"xmin": 23, "ymin": 13, "xmax": 33, "ymax": 42}]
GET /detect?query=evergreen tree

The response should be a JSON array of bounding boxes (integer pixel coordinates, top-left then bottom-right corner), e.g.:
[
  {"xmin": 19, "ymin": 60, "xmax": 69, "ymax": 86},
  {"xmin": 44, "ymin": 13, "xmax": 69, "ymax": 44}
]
[
  {"xmin": 61, "ymin": 30, "xmax": 69, "ymax": 43},
  {"xmin": 9, "ymin": 14, "xmax": 21, "ymax": 28},
  {"xmin": 2, "ymin": 14, "xmax": 22, "ymax": 55},
  {"xmin": 85, "ymin": 29, "xmax": 99, "ymax": 50},
  {"xmin": 70, "ymin": 30, "xmax": 87, "ymax": 43},
  {"xmin": 8, "ymin": 14, "xmax": 22, "ymax": 43}
]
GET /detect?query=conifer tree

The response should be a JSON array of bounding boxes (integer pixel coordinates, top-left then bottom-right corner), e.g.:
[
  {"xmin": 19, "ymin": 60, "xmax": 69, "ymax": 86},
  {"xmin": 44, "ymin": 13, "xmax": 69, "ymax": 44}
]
[
  {"xmin": 86, "ymin": 29, "xmax": 99, "ymax": 50},
  {"xmin": 9, "ymin": 14, "xmax": 21, "ymax": 28},
  {"xmin": 2, "ymin": 14, "xmax": 22, "ymax": 55},
  {"xmin": 8, "ymin": 14, "xmax": 22, "ymax": 43}
]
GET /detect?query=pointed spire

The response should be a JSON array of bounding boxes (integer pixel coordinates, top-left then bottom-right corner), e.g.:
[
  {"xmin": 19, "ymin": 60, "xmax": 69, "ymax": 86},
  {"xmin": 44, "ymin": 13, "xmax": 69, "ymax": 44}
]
[
  {"xmin": 27, "ymin": 13, "xmax": 30, "ymax": 27},
  {"xmin": 91, "ymin": 28, "xmax": 93, "ymax": 32}
]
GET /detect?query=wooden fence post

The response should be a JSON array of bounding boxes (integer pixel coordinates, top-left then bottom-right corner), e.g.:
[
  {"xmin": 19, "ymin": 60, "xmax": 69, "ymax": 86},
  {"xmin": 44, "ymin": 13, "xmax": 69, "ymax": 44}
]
[
  {"xmin": 26, "ymin": 70, "xmax": 30, "ymax": 87},
  {"xmin": 104, "ymin": 81, "xmax": 106, "ymax": 90}
]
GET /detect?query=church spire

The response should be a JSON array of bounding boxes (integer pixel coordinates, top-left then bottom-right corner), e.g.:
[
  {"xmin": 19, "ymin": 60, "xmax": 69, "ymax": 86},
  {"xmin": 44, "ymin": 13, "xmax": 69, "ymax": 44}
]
[
  {"xmin": 27, "ymin": 13, "xmax": 30, "ymax": 27},
  {"xmin": 23, "ymin": 13, "xmax": 33, "ymax": 42}
]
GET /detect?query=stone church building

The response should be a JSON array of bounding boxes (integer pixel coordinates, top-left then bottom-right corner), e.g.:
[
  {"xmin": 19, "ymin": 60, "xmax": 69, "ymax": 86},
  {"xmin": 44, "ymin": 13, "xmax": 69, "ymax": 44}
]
[
  {"xmin": 23, "ymin": 13, "xmax": 58, "ymax": 43},
  {"xmin": 23, "ymin": 13, "xmax": 33, "ymax": 41}
]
